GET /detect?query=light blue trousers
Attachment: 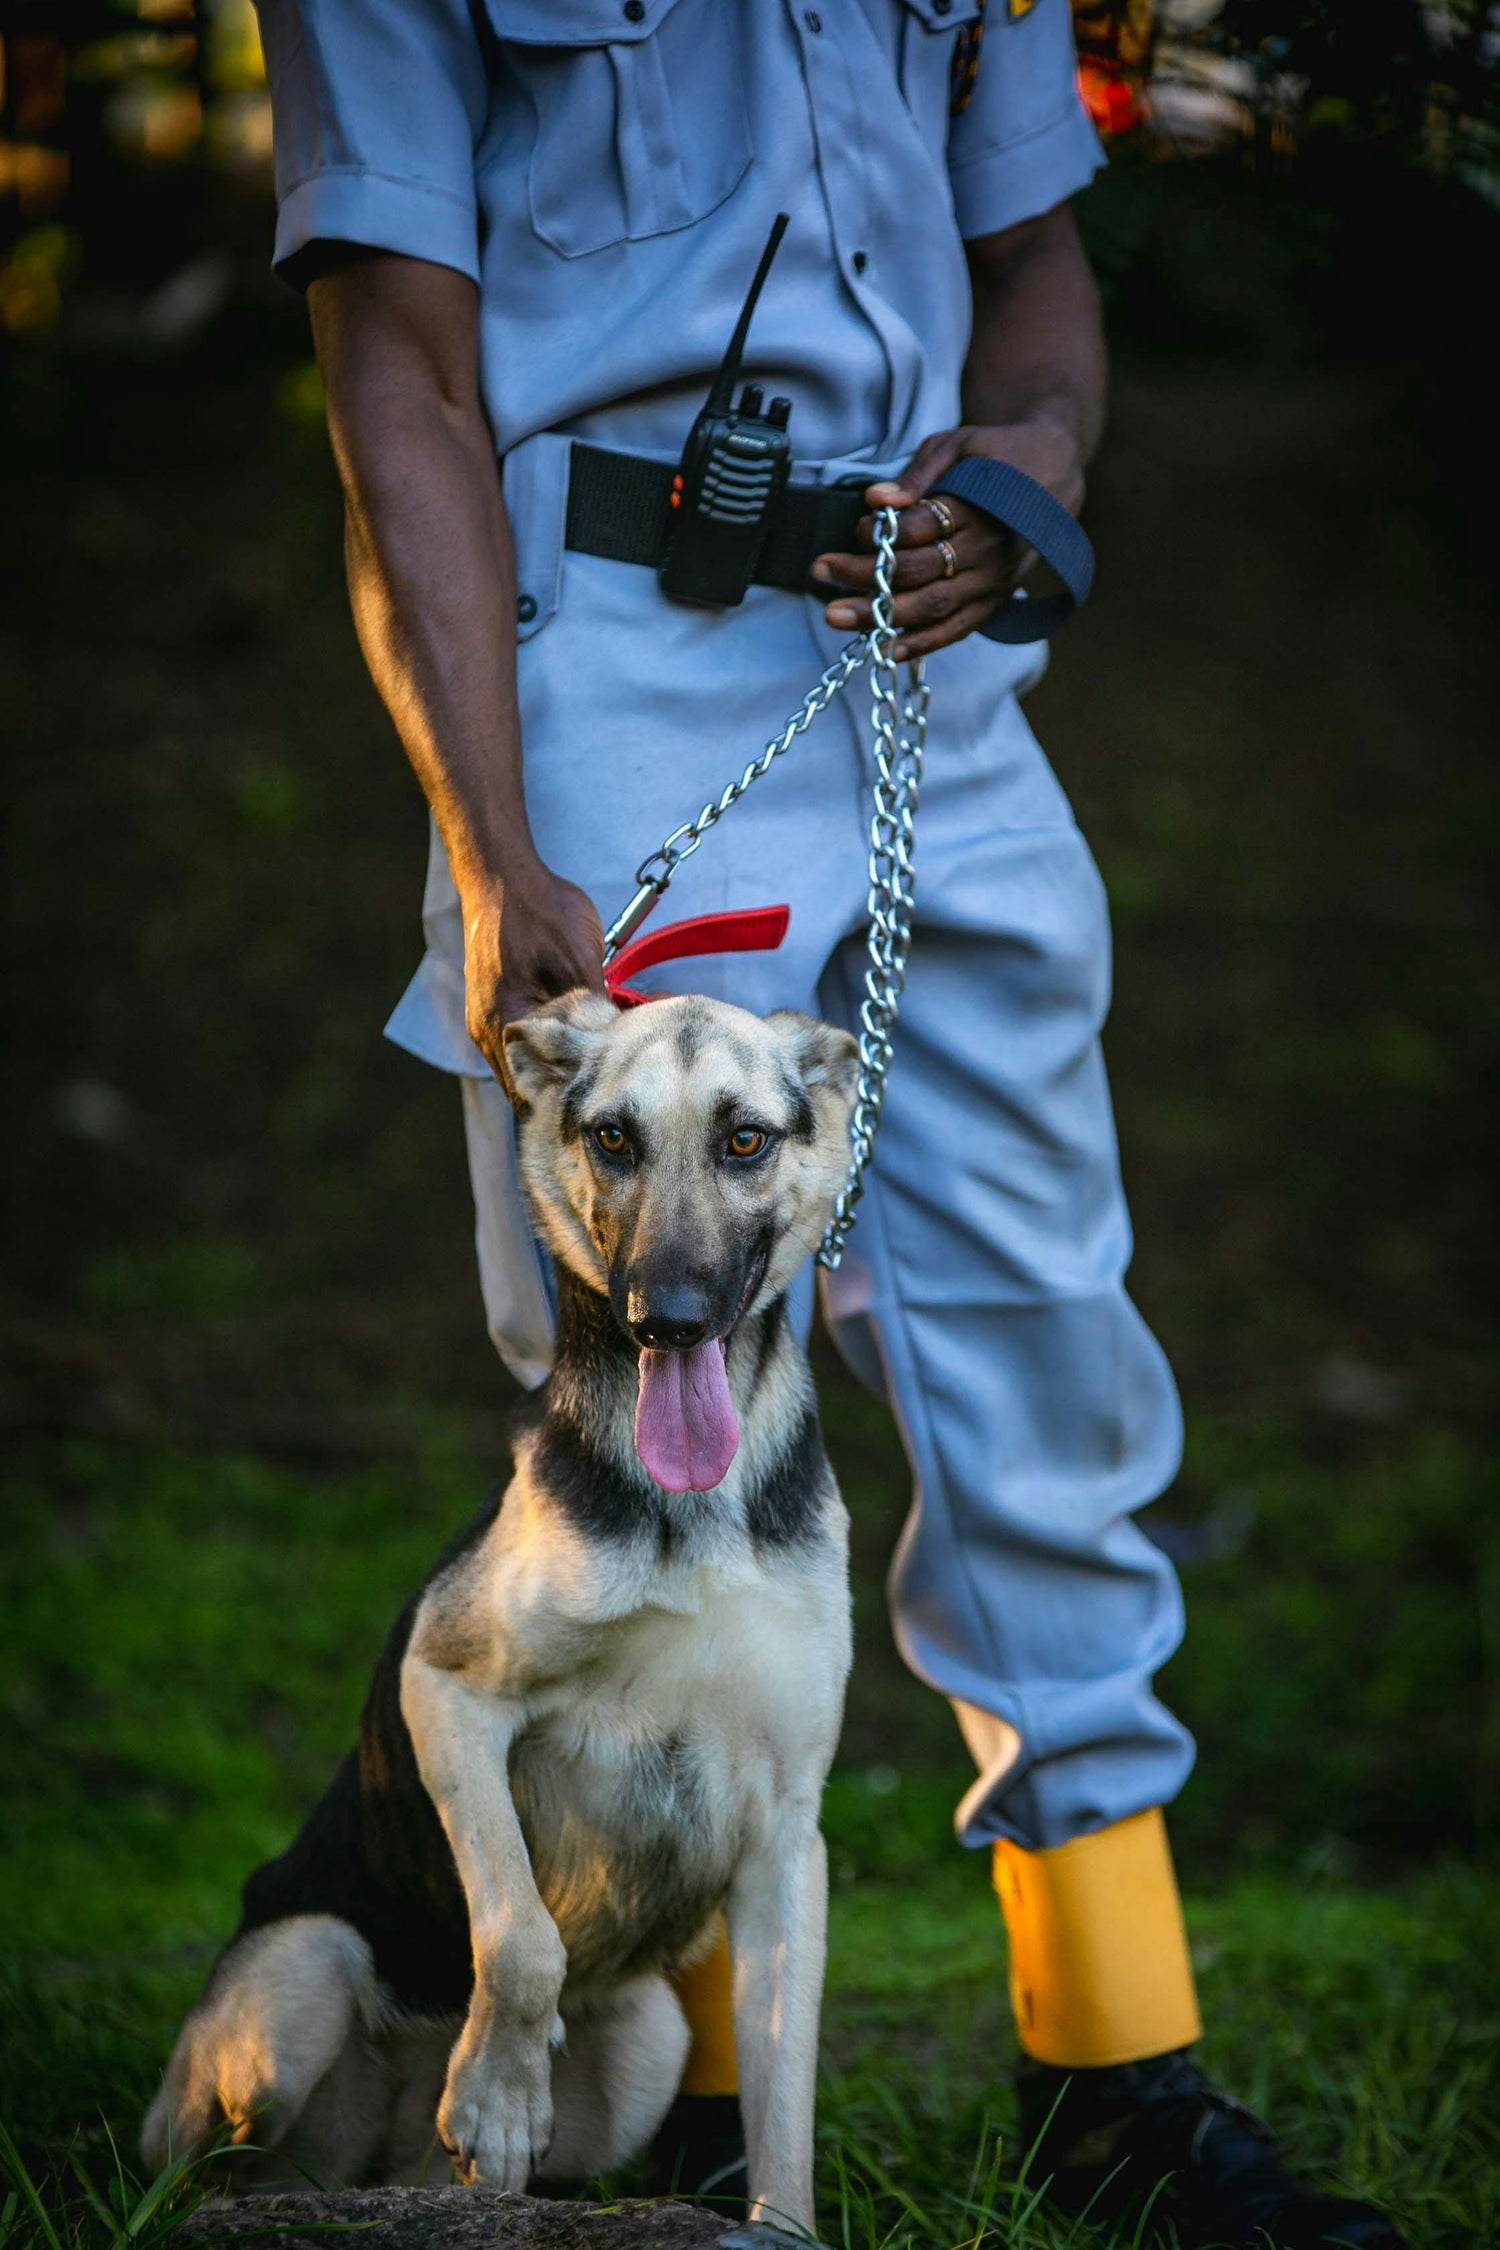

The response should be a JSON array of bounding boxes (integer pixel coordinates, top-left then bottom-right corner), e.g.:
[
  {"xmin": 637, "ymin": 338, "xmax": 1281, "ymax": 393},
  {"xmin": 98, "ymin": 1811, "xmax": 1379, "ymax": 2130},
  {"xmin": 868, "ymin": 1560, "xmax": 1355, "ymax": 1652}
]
[{"xmin": 388, "ymin": 441, "xmax": 1194, "ymax": 1853}]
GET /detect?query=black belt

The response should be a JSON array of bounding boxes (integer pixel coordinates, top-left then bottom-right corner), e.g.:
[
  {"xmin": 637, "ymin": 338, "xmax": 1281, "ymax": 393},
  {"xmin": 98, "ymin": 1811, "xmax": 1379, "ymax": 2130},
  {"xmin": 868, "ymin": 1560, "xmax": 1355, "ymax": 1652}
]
[
  {"xmin": 564, "ymin": 443, "xmax": 864, "ymax": 596},
  {"xmin": 563, "ymin": 441, "xmax": 1097, "ymax": 641}
]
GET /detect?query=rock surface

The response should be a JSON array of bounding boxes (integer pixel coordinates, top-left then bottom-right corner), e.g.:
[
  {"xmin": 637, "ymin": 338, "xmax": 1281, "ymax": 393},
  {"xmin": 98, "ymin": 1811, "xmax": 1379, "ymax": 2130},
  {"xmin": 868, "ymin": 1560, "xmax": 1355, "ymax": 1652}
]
[{"xmin": 177, "ymin": 2187, "xmax": 736, "ymax": 2250}]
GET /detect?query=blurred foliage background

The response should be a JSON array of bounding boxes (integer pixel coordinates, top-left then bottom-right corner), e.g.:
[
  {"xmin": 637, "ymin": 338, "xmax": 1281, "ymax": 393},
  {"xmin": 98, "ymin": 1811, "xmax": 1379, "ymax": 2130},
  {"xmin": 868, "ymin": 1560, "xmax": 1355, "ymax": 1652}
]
[{"xmin": 1, "ymin": 2, "xmax": 1498, "ymax": 2240}]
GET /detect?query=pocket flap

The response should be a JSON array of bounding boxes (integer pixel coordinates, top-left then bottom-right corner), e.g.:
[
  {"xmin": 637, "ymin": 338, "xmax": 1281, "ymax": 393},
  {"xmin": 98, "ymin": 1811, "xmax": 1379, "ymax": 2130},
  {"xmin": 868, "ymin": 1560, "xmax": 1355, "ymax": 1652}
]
[
  {"xmin": 504, "ymin": 433, "xmax": 570, "ymax": 642},
  {"xmin": 900, "ymin": 0, "xmax": 982, "ymax": 27},
  {"xmin": 481, "ymin": 0, "xmax": 681, "ymax": 44}
]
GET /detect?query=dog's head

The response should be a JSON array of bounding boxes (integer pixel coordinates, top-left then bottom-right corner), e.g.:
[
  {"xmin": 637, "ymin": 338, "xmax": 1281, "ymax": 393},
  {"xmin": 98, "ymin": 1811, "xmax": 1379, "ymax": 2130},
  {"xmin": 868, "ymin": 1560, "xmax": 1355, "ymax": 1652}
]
[{"xmin": 504, "ymin": 990, "xmax": 858, "ymax": 1494}]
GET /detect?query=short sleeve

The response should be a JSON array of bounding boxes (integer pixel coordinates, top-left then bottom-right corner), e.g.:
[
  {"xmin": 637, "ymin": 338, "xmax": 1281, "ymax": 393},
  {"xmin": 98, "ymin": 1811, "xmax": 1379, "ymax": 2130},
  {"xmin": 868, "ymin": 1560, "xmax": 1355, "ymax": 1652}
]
[
  {"xmin": 946, "ymin": 0, "xmax": 1104, "ymax": 241},
  {"xmin": 254, "ymin": 0, "xmax": 490, "ymax": 285}
]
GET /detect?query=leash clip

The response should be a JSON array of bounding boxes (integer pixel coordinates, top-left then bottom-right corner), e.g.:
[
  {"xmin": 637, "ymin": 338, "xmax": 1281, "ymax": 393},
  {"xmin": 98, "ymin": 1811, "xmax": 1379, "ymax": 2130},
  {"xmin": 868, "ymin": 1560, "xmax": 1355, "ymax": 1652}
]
[{"xmin": 603, "ymin": 879, "xmax": 668, "ymax": 962}]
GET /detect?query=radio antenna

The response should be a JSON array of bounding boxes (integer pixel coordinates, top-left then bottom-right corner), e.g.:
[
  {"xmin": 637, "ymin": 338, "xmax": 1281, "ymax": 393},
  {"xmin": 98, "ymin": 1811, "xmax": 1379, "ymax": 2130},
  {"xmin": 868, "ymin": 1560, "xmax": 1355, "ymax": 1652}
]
[{"xmin": 705, "ymin": 212, "xmax": 790, "ymax": 416}]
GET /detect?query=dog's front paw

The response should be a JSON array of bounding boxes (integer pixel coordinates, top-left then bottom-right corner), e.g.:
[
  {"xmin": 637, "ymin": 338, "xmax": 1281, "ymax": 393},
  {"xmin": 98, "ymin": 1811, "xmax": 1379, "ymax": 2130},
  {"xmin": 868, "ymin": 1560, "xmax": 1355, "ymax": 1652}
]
[{"xmin": 438, "ymin": 2017, "xmax": 555, "ymax": 2190}]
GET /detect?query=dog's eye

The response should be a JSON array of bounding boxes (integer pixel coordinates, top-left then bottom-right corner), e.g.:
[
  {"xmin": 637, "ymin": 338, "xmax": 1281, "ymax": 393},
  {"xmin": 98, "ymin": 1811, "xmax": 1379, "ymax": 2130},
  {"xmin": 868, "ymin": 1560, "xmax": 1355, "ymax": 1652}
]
[
  {"xmin": 726, "ymin": 1127, "xmax": 768, "ymax": 1160},
  {"xmin": 594, "ymin": 1123, "xmax": 630, "ymax": 1158}
]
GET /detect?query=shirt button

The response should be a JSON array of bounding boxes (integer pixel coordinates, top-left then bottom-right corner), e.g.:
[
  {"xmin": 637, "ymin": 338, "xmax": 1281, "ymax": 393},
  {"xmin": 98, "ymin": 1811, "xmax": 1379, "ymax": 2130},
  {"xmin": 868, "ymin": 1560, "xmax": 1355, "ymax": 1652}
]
[
  {"xmin": 852, "ymin": 250, "xmax": 868, "ymax": 275},
  {"xmin": 623, "ymin": 0, "xmax": 646, "ymax": 18},
  {"xmin": 517, "ymin": 593, "xmax": 538, "ymax": 624},
  {"xmin": 934, "ymin": 0, "xmax": 952, "ymax": 12},
  {"xmin": 804, "ymin": 8, "xmax": 821, "ymax": 29}
]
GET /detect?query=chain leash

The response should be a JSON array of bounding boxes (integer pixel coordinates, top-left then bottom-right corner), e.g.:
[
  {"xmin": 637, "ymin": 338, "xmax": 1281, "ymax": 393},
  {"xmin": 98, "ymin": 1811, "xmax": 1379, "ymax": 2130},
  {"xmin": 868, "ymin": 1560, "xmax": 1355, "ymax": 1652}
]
[
  {"xmin": 601, "ymin": 507, "xmax": 927, "ymax": 1270},
  {"xmin": 821, "ymin": 519, "xmax": 928, "ymax": 1268}
]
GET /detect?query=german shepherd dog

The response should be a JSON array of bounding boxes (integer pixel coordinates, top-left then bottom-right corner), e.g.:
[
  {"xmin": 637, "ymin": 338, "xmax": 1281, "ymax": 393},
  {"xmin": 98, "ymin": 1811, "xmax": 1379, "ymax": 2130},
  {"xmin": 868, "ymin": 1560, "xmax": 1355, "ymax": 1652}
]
[{"xmin": 142, "ymin": 989, "xmax": 858, "ymax": 2234}]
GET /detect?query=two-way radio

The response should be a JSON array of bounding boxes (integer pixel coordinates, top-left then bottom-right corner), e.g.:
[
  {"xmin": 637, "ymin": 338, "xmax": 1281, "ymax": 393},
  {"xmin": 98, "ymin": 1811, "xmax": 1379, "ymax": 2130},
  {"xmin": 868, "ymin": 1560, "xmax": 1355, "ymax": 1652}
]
[{"xmin": 659, "ymin": 212, "xmax": 795, "ymax": 609}]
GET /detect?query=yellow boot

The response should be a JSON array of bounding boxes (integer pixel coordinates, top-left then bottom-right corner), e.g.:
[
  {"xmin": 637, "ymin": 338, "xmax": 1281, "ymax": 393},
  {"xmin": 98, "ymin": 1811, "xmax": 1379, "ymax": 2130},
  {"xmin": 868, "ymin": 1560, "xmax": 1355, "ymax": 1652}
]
[
  {"xmin": 643, "ymin": 1918, "xmax": 746, "ymax": 2206},
  {"xmin": 672, "ymin": 1917, "xmax": 739, "ymax": 2096},
  {"xmin": 994, "ymin": 1807, "xmax": 1200, "ymax": 2069},
  {"xmin": 1000, "ymin": 1813, "xmax": 1401, "ymax": 2245}
]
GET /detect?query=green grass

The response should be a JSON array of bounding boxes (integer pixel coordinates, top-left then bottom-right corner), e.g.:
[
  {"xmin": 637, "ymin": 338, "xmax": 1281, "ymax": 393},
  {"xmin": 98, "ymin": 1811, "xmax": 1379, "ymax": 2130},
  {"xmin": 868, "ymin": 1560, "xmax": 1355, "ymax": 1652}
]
[
  {"xmin": 3, "ymin": 1435, "xmax": 1496, "ymax": 2250},
  {"xmin": 819, "ymin": 1853, "xmax": 1498, "ymax": 2249},
  {"xmin": 0, "ymin": 2119, "xmax": 234, "ymax": 2250},
  {"xmin": 2, "ymin": 1852, "xmax": 1494, "ymax": 2250}
]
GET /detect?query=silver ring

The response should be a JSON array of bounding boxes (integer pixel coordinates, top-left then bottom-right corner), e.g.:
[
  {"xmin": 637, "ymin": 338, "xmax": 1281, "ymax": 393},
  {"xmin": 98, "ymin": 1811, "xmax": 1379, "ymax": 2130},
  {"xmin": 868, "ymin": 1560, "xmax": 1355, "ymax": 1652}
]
[
  {"xmin": 936, "ymin": 538, "xmax": 958, "ymax": 581},
  {"xmin": 927, "ymin": 496, "xmax": 956, "ymax": 537}
]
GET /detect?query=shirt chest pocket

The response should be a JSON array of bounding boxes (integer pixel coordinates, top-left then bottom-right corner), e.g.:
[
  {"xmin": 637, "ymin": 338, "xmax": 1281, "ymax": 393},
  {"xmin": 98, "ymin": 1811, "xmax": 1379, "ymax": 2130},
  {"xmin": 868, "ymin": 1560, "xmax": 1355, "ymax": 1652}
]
[{"xmin": 480, "ymin": 0, "xmax": 752, "ymax": 259}]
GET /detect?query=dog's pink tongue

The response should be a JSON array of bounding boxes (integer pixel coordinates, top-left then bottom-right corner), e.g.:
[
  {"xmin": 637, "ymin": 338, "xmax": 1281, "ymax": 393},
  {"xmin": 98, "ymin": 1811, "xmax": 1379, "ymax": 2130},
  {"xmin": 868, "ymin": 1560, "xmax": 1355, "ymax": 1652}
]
[{"xmin": 635, "ymin": 1338, "xmax": 739, "ymax": 1493}]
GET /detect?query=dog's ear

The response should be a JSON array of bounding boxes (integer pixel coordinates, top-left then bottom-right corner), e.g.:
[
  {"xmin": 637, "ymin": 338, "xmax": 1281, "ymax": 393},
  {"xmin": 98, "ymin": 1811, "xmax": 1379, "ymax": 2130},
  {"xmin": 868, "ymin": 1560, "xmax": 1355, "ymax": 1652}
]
[
  {"xmin": 767, "ymin": 1012, "xmax": 860, "ymax": 1110},
  {"xmin": 503, "ymin": 989, "xmax": 618, "ymax": 1113}
]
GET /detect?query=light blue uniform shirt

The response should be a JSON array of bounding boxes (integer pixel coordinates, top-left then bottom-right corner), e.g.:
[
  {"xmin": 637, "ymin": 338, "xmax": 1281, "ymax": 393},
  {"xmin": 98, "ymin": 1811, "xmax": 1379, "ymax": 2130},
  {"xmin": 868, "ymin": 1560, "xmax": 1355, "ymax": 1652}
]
[
  {"xmin": 258, "ymin": 0, "xmax": 1102, "ymax": 465},
  {"xmin": 257, "ymin": 0, "xmax": 1104, "ymax": 1076}
]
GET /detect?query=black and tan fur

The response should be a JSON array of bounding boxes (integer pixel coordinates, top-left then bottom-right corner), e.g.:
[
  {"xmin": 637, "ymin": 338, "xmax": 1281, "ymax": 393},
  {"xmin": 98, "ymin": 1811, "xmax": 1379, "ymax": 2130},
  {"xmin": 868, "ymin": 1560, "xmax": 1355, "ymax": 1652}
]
[{"xmin": 142, "ymin": 992, "xmax": 858, "ymax": 2232}]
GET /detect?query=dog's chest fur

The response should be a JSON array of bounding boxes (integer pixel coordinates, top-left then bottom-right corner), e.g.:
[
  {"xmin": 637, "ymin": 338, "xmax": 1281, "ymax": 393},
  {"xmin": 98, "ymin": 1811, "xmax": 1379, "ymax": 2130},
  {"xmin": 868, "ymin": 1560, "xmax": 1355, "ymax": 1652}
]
[
  {"xmin": 403, "ymin": 1280, "xmax": 850, "ymax": 1999},
  {"xmin": 505, "ymin": 1560, "xmax": 842, "ymax": 1987}
]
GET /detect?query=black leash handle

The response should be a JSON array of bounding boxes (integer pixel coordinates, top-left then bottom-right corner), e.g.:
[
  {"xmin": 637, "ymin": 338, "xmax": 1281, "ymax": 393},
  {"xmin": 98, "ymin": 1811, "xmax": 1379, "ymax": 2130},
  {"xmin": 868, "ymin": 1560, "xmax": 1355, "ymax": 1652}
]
[{"xmin": 932, "ymin": 455, "xmax": 1095, "ymax": 643}]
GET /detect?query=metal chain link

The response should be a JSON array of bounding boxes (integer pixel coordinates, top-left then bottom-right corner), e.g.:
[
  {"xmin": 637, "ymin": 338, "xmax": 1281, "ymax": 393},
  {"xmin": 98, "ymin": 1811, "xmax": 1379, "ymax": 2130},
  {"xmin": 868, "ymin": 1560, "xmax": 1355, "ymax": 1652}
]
[
  {"xmin": 601, "ymin": 640, "xmax": 871, "ymax": 961},
  {"xmin": 821, "ymin": 519, "xmax": 927, "ymax": 1269},
  {"xmin": 601, "ymin": 507, "xmax": 927, "ymax": 1270}
]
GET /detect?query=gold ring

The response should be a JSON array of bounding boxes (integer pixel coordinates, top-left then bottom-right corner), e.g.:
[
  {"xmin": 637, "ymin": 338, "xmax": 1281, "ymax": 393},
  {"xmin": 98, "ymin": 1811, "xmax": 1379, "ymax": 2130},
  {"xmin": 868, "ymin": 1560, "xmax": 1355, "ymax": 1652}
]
[
  {"xmin": 937, "ymin": 538, "xmax": 958, "ymax": 581},
  {"xmin": 927, "ymin": 497, "xmax": 956, "ymax": 537}
]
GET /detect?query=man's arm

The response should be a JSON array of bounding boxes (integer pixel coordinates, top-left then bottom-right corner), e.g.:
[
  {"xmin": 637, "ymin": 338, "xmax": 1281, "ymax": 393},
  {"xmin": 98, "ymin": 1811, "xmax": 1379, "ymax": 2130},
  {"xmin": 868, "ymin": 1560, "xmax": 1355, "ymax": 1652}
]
[
  {"xmin": 307, "ymin": 252, "xmax": 605, "ymax": 1076},
  {"xmin": 811, "ymin": 201, "xmax": 1106, "ymax": 660}
]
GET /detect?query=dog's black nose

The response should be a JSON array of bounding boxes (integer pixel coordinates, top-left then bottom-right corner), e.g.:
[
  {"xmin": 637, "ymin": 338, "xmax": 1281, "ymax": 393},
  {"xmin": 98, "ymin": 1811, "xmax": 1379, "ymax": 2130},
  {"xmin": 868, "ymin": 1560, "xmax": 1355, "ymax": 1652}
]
[{"xmin": 628, "ymin": 1283, "xmax": 712, "ymax": 1352}]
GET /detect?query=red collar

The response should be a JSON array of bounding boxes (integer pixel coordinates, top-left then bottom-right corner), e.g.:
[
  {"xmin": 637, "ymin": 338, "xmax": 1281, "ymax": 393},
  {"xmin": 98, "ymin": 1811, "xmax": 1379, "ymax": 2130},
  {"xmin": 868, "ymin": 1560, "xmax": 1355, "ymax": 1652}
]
[{"xmin": 604, "ymin": 905, "xmax": 791, "ymax": 1007}]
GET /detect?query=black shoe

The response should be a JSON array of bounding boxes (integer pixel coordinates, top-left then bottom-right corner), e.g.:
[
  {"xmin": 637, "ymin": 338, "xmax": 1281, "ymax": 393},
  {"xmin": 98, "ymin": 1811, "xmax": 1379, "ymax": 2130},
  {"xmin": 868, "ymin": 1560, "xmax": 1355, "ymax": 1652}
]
[
  {"xmin": 1017, "ymin": 2049, "xmax": 1406, "ymax": 2248},
  {"xmin": 641, "ymin": 2091, "xmax": 748, "ymax": 2212}
]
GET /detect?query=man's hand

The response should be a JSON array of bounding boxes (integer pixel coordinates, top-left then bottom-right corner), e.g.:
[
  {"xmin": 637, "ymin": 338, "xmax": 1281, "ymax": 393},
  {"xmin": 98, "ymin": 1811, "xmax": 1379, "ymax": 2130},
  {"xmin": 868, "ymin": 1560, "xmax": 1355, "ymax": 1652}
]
[
  {"xmin": 811, "ymin": 201, "xmax": 1105, "ymax": 663},
  {"xmin": 810, "ymin": 415, "xmax": 1085, "ymax": 664},
  {"xmin": 461, "ymin": 858, "xmax": 606, "ymax": 1083}
]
